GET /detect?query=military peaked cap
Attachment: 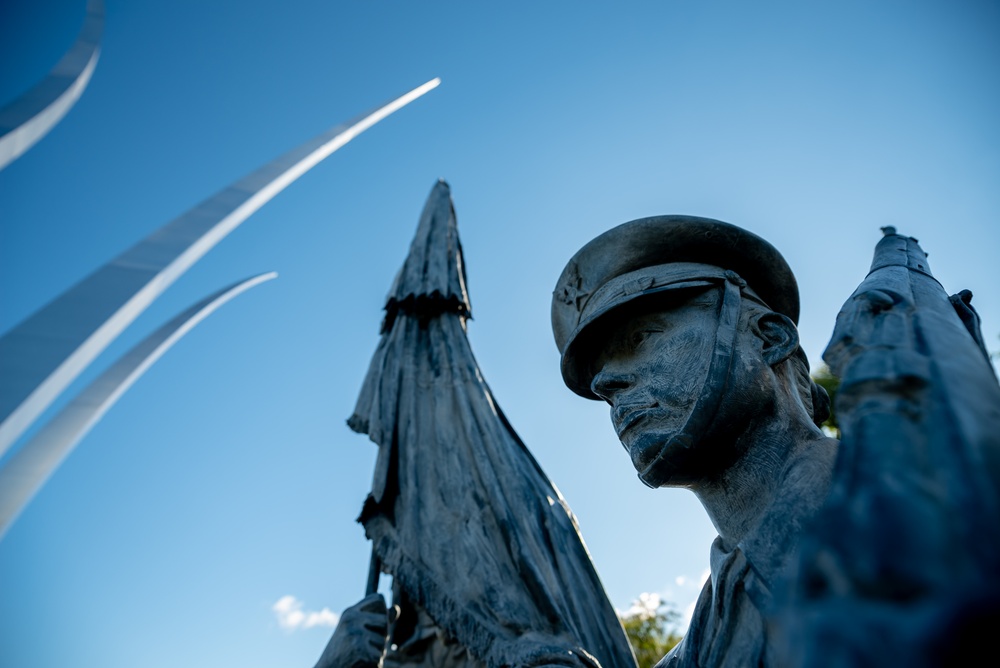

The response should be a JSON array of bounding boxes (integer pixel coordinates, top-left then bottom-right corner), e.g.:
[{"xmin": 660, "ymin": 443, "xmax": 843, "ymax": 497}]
[{"xmin": 552, "ymin": 215, "xmax": 800, "ymax": 398}]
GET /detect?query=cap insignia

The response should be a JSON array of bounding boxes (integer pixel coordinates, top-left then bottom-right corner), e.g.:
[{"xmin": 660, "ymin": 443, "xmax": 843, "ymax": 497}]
[{"xmin": 555, "ymin": 265, "xmax": 590, "ymax": 312}]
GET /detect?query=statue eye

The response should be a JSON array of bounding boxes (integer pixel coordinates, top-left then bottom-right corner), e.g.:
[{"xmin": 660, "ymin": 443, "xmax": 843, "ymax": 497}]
[{"xmin": 630, "ymin": 329, "xmax": 662, "ymax": 349}]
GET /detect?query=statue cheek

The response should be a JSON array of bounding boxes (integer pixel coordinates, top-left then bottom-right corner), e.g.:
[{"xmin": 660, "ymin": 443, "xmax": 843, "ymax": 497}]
[
  {"xmin": 642, "ymin": 332, "xmax": 716, "ymax": 404},
  {"xmin": 652, "ymin": 328, "xmax": 714, "ymax": 372}
]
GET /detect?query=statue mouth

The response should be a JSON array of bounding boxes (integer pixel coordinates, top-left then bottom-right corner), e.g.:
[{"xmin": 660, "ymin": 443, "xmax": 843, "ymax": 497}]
[{"xmin": 613, "ymin": 402, "xmax": 658, "ymax": 438}]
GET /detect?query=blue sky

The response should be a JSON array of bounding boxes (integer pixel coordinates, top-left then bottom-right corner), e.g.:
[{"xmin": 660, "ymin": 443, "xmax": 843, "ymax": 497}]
[{"xmin": 1, "ymin": 1, "xmax": 998, "ymax": 666}]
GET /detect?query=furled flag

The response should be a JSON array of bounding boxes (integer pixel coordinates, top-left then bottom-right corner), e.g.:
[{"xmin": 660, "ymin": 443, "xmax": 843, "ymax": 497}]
[{"xmin": 348, "ymin": 180, "xmax": 637, "ymax": 668}]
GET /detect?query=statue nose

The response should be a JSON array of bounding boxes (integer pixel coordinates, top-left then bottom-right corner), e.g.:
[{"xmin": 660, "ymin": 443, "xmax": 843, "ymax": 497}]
[{"xmin": 591, "ymin": 367, "xmax": 634, "ymax": 402}]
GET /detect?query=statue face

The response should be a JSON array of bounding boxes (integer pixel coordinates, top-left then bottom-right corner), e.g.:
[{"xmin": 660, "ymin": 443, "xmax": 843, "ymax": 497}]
[{"xmin": 588, "ymin": 288, "xmax": 727, "ymax": 484}]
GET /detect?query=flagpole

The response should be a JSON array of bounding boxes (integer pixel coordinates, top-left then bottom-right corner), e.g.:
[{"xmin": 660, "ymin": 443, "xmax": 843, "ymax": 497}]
[{"xmin": 365, "ymin": 548, "xmax": 381, "ymax": 596}]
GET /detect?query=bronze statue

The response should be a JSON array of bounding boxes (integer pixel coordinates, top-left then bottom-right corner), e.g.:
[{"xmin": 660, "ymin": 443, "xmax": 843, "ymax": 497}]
[
  {"xmin": 552, "ymin": 217, "xmax": 1000, "ymax": 667},
  {"xmin": 553, "ymin": 216, "xmax": 839, "ymax": 666},
  {"xmin": 777, "ymin": 228, "xmax": 1000, "ymax": 667},
  {"xmin": 319, "ymin": 207, "xmax": 999, "ymax": 667}
]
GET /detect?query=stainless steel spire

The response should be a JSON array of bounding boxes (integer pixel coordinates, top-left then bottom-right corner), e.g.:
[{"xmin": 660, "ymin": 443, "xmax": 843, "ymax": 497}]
[
  {"xmin": 0, "ymin": 272, "xmax": 277, "ymax": 539},
  {"xmin": 0, "ymin": 0, "xmax": 105, "ymax": 170},
  {"xmin": 0, "ymin": 77, "xmax": 440, "ymax": 458}
]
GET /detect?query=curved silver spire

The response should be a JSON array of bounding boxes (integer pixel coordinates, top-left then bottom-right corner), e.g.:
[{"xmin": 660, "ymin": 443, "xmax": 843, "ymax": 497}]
[
  {"xmin": 0, "ymin": 272, "xmax": 277, "ymax": 539},
  {"xmin": 0, "ymin": 0, "xmax": 105, "ymax": 170},
  {"xmin": 0, "ymin": 77, "xmax": 440, "ymax": 458}
]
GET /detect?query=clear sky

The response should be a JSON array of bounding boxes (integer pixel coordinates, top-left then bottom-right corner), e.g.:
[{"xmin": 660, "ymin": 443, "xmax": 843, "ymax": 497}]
[{"xmin": 1, "ymin": 1, "xmax": 998, "ymax": 666}]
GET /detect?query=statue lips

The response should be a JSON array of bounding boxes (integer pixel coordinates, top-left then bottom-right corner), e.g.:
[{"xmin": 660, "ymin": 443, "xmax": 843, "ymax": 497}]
[{"xmin": 613, "ymin": 402, "xmax": 657, "ymax": 439}]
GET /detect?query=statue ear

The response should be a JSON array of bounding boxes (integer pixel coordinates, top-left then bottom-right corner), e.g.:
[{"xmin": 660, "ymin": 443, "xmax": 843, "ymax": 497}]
[{"xmin": 751, "ymin": 312, "xmax": 799, "ymax": 366}]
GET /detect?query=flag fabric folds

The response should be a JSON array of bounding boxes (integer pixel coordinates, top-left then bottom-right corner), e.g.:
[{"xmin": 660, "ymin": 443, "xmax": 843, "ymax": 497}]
[
  {"xmin": 348, "ymin": 180, "xmax": 637, "ymax": 668},
  {"xmin": 779, "ymin": 228, "xmax": 1000, "ymax": 666}
]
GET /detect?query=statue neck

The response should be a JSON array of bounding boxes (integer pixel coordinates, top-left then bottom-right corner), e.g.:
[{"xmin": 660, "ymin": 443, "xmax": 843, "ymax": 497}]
[{"xmin": 691, "ymin": 396, "xmax": 836, "ymax": 554}]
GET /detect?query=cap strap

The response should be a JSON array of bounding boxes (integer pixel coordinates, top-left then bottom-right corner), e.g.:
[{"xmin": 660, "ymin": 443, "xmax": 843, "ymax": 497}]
[{"xmin": 637, "ymin": 276, "xmax": 743, "ymax": 488}]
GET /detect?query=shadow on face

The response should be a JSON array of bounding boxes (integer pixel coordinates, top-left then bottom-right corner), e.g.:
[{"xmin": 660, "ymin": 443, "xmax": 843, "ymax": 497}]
[{"xmin": 579, "ymin": 287, "xmax": 723, "ymax": 480}]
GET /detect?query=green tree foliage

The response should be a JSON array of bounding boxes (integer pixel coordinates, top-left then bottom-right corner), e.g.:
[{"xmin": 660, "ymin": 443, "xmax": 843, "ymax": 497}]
[
  {"xmin": 619, "ymin": 594, "xmax": 683, "ymax": 668},
  {"xmin": 812, "ymin": 364, "xmax": 840, "ymax": 437}
]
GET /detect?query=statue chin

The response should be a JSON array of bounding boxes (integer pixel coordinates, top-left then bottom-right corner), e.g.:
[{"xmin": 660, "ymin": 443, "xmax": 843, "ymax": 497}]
[
  {"xmin": 628, "ymin": 430, "xmax": 693, "ymax": 488},
  {"xmin": 621, "ymin": 394, "xmax": 706, "ymax": 486},
  {"xmin": 628, "ymin": 431, "xmax": 668, "ymax": 471}
]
